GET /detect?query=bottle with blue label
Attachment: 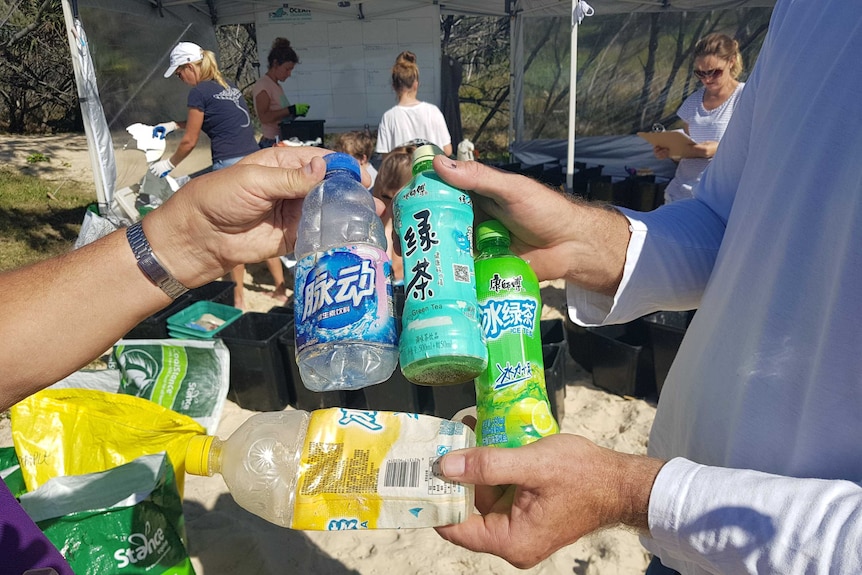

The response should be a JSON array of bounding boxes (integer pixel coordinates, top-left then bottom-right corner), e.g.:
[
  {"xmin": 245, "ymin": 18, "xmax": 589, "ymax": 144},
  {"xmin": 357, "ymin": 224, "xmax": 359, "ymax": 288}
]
[
  {"xmin": 293, "ymin": 153, "xmax": 398, "ymax": 391},
  {"xmin": 474, "ymin": 219, "xmax": 559, "ymax": 447},
  {"xmin": 392, "ymin": 145, "xmax": 487, "ymax": 386}
]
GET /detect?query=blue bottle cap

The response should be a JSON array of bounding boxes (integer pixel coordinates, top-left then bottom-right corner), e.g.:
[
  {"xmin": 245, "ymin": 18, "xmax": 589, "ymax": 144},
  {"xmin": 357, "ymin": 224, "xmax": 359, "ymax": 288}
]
[{"xmin": 323, "ymin": 152, "xmax": 361, "ymax": 182}]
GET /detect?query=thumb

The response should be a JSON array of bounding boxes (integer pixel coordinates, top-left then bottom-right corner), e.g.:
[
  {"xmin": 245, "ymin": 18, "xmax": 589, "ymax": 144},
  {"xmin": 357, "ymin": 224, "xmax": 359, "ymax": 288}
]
[
  {"xmin": 253, "ymin": 155, "xmax": 327, "ymax": 201},
  {"xmin": 438, "ymin": 446, "xmax": 528, "ymax": 487}
]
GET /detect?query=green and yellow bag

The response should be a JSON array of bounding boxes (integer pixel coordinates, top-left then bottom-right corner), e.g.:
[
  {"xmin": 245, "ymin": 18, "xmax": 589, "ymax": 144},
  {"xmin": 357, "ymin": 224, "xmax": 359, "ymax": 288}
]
[
  {"xmin": 10, "ymin": 388, "xmax": 204, "ymax": 496},
  {"xmin": 19, "ymin": 452, "xmax": 195, "ymax": 574}
]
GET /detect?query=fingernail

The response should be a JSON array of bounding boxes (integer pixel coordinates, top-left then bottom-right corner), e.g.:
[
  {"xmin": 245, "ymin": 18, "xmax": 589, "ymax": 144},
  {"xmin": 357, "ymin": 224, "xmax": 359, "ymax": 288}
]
[
  {"xmin": 439, "ymin": 158, "xmax": 457, "ymax": 169},
  {"xmin": 303, "ymin": 161, "xmax": 314, "ymax": 175},
  {"xmin": 436, "ymin": 453, "xmax": 465, "ymax": 478}
]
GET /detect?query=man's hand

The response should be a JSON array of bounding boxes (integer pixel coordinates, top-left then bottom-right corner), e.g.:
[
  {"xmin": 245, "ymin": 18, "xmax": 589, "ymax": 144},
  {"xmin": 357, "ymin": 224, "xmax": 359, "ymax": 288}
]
[
  {"xmin": 431, "ymin": 156, "xmax": 630, "ymax": 294},
  {"xmin": 434, "ymin": 434, "xmax": 665, "ymax": 569},
  {"xmin": 143, "ymin": 146, "xmax": 332, "ymax": 289},
  {"xmin": 149, "ymin": 158, "xmax": 174, "ymax": 178}
]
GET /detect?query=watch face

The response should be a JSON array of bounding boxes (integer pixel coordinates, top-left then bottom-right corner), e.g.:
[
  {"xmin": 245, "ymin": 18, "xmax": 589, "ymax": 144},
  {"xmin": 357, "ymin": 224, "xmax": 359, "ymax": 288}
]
[{"xmin": 127, "ymin": 222, "xmax": 189, "ymax": 299}]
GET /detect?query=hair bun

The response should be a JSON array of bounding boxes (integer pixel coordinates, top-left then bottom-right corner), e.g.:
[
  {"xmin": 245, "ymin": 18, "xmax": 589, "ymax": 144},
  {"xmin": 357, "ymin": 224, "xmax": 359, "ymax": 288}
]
[
  {"xmin": 397, "ymin": 50, "xmax": 416, "ymax": 64},
  {"xmin": 272, "ymin": 37, "xmax": 291, "ymax": 49}
]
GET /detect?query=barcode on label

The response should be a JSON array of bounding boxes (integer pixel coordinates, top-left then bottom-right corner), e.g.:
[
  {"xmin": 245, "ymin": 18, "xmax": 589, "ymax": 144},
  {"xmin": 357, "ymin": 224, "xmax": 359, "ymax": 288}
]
[
  {"xmin": 383, "ymin": 458, "xmax": 421, "ymax": 488},
  {"xmin": 453, "ymin": 264, "xmax": 470, "ymax": 283}
]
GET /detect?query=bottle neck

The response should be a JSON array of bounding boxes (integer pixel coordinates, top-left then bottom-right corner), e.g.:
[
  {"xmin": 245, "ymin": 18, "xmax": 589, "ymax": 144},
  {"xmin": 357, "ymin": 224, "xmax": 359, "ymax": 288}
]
[
  {"xmin": 412, "ymin": 158, "xmax": 434, "ymax": 175},
  {"xmin": 207, "ymin": 437, "xmax": 224, "ymax": 477},
  {"xmin": 477, "ymin": 237, "xmax": 512, "ymax": 256}
]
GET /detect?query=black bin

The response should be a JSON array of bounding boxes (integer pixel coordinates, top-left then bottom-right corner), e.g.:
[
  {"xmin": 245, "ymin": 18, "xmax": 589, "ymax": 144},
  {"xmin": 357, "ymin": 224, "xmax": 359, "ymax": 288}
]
[
  {"xmin": 588, "ymin": 322, "xmax": 655, "ymax": 398},
  {"xmin": 542, "ymin": 343, "xmax": 566, "ymax": 424},
  {"xmin": 429, "ymin": 381, "xmax": 476, "ymax": 420},
  {"xmin": 277, "ymin": 318, "xmax": 360, "ymax": 411},
  {"xmin": 188, "ymin": 280, "xmax": 235, "ymax": 306},
  {"xmin": 124, "ymin": 294, "xmax": 193, "ymax": 339},
  {"xmin": 280, "ymin": 119, "xmax": 325, "ymax": 142},
  {"xmin": 564, "ymin": 314, "xmax": 593, "ymax": 372},
  {"xmin": 642, "ymin": 310, "xmax": 694, "ymax": 397},
  {"xmin": 217, "ymin": 312, "xmax": 292, "ymax": 411}
]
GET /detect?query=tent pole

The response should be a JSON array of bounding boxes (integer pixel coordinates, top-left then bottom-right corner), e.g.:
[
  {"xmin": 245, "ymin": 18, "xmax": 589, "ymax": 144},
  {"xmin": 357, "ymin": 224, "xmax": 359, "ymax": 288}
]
[{"xmin": 566, "ymin": 0, "xmax": 578, "ymax": 191}]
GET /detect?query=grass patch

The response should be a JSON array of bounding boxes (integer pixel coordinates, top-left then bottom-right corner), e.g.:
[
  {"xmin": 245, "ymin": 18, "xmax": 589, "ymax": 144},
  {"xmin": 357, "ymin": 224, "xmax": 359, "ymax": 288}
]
[{"xmin": 0, "ymin": 168, "xmax": 94, "ymax": 273}]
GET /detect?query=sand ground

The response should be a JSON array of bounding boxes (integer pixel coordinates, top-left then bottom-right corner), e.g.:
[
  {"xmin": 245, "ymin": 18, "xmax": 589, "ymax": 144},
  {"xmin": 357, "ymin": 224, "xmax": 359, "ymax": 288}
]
[{"xmin": 0, "ymin": 133, "xmax": 657, "ymax": 575}]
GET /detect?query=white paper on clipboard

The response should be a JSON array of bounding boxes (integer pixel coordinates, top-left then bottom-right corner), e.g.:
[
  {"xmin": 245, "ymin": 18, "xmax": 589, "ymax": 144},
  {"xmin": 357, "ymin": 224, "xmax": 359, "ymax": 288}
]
[{"xmin": 637, "ymin": 130, "xmax": 698, "ymax": 159}]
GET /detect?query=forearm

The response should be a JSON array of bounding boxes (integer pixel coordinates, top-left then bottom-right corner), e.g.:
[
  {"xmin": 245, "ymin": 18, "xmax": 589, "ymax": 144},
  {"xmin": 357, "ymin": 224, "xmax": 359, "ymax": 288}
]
[
  {"xmin": 562, "ymin": 200, "xmax": 631, "ymax": 296},
  {"xmin": 0, "ymin": 227, "xmax": 169, "ymax": 410},
  {"xmin": 169, "ymin": 136, "xmax": 196, "ymax": 166},
  {"xmin": 646, "ymin": 459, "xmax": 862, "ymax": 574}
]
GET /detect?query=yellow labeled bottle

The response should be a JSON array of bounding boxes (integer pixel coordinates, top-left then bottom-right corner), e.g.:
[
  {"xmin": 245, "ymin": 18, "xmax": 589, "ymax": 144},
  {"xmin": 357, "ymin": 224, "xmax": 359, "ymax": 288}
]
[{"xmin": 186, "ymin": 408, "xmax": 474, "ymax": 530}]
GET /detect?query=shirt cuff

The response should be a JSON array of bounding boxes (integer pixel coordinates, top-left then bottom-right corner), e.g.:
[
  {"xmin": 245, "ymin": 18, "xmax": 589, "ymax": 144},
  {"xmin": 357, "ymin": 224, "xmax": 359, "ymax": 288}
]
[{"xmin": 566, "ymin": 213, "xmax": 648, "ymax": 326}]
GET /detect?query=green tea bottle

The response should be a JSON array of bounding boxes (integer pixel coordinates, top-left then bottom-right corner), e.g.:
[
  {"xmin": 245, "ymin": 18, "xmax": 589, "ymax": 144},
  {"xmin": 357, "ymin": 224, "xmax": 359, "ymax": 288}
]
[{"xmin": 473, "ymin": 219, "xmax": 559, "ymax": 447}]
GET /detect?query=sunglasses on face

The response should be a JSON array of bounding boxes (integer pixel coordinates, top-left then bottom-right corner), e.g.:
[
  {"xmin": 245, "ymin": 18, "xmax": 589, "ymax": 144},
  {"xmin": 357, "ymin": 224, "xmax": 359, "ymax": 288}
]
[{"xmin": 694, "ymin": 68, "xmax": 724, "ymax": 80}]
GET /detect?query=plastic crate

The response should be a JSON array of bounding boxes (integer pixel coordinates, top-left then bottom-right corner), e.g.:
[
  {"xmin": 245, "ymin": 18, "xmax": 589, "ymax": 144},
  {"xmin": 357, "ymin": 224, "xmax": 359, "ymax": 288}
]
[
  {"xmin": 429, "ymin": 381, "xmax": 476, "ymax": 420},
  {"xmin": 217, "ymin": 312, "xmax": 293, "ymax": 411},
  {"xmin": 280, "ymin": 119, "xmax": 325, "ymax": 142},
  {"xmin": 643, "ymin": 310, "xmax": 694, "ymax": 397},
  {"xmin": 359, "ymin": 364, "xmax": 427, "ymax": 414},
  {"xmin": 564, "ymin": 314, "xmax": 593, "ymax": 372},
  {"xmin": 124, "ymin": 294, "xmax": 194, "ymax": 339},
  {"xmin": 277, "ymin": 319, "xmax": 361, "ymax": 411},
  {"xmin": 543, "ymin": 343, "xmax": 566, "ymax": 424},
  {"xmin": 588, "ymin": 322, "xmax": 656, "ymax": 398},
  {"xmin": 187, "ymin": 280, "xmax": 236, "ymax": 306},
  {"xmin": 167, "ymin": 301, "xmax": 242, "ymax": 339}
]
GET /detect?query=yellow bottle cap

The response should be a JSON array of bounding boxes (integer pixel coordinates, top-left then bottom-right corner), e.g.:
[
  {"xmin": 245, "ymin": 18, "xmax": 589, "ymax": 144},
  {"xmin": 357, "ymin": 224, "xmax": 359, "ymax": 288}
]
[{"xmin": 185, "ymin": 434, "xmax": 215, "ymax": 476}]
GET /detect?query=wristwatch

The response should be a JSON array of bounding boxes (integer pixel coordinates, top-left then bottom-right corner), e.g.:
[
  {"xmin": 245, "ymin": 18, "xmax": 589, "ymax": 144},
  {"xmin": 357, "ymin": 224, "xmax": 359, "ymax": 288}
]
[{"xmin": 126, "ymin": 221, "xmax": 189, "ymax": 300}]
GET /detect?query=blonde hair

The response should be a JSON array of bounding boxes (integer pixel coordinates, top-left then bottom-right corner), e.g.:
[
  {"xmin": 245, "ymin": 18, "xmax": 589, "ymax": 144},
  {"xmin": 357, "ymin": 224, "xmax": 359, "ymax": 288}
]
[
  {"xmin": 695, "ymin": 33, "xmax": 743, "ymax": 79},
  {"xmin": 333, "ymin": 130, "xmax": 375, "ymax": 162},
  {"xmin": 391, "ymin": 51, "xmax": 419, "ymax": 95},
  {"xmin": 193, "ymin": 50, "xmax": 228, "ymax": 89},
  {"xmin": 375, "ymin": 145, "xmax": 415, "ymax": 201}
]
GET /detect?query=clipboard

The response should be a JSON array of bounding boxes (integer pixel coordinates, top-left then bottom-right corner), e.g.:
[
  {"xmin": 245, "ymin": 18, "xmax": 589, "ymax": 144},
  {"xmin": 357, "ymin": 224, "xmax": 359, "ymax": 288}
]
[{"xmin": 637, "ymin": 130, "xmax": 697, "ymax": 159}]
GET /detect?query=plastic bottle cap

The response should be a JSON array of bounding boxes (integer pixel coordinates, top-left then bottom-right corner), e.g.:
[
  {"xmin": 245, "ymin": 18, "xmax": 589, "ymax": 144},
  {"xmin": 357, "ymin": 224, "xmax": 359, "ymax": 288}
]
[
  {"xmin": 412, "ymin": 144, "xmax": 444, "ymax": 166},
  {"xmin": 185, "ymin": 434, "xmax": 215, "ymax": 476},
  {"xmin": 323, "ymin": 152, "xmax": 361, "ymax": 181},
  {"xmin": 476, "ymin": 219, "xmax": 510, "ymax": 245}
]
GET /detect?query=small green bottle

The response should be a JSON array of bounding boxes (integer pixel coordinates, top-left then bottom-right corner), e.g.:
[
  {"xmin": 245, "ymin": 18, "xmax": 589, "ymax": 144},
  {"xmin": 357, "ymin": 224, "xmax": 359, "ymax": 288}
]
[{"xmin": 473, "ymin": 219, "xmax": 559, "ymax": 447}]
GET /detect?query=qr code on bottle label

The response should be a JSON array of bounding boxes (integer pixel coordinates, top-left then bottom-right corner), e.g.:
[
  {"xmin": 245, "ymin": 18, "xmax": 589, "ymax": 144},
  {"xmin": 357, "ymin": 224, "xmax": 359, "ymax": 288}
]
[{"xmin": 453, "ymin": 264, "xmax": 470, "ymax": 283}]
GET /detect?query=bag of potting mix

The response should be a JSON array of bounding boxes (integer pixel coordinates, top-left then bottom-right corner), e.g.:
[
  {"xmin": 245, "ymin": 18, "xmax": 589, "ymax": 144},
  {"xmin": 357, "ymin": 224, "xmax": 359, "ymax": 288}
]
[{"xmin": 19, "ymin": 452, "xmax": 195, "ymax": 574}]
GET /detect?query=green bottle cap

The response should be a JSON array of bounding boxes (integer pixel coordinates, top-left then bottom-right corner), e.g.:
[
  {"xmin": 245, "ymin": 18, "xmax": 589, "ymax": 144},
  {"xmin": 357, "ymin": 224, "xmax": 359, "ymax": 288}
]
[{"xmin": 476, "ymin": 219, "xmax": 510, "ymax": 247}]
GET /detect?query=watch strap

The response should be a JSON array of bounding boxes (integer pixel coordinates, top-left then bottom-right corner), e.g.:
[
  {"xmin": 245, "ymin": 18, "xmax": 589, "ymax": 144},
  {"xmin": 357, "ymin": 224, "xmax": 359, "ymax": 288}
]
[{"xmin": 126, "ymin": 221, "xmax": 190, "ymax": 300}]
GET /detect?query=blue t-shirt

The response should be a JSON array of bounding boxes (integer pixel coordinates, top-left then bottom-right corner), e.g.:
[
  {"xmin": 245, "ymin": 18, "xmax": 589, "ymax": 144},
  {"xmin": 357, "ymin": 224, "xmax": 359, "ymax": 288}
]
[{"xmin": 188, "ymin": 80, "xmax": 259, "ymax": 163}]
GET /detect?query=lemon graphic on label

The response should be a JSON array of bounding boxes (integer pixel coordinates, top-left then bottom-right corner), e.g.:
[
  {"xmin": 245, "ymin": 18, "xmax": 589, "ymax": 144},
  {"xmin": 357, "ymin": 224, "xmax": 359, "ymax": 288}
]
[
  {"xmin": 514, "ymin": 397, "xmax": 540, "ymax": 425},
  {"xmin": 530, "ymin": 400, "xmax": 558, "ymax": 436}
]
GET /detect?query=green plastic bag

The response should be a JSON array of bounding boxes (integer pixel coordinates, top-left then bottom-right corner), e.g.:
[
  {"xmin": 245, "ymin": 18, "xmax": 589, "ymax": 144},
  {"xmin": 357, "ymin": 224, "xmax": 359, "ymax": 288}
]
[
  {"xmin": 19, "ymin": 452, "xmax": 195, "ymax": 575},
  {"xmin": 0, "ymin": 446, "xmax": 26, "ymax": 498}
]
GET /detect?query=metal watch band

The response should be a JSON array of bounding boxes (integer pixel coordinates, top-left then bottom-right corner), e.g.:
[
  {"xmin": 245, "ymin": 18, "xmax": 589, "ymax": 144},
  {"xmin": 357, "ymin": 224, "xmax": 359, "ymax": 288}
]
[{"xmin": 126, "ymin": 221, "xmax": 190, "ymax": 300}]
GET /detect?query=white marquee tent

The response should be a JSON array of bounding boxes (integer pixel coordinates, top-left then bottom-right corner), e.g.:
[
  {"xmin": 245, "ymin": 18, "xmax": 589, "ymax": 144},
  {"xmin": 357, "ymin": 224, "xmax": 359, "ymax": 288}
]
[{"xmin": 64, "ymin": 0, "xmax": 775, "ymax": 208}]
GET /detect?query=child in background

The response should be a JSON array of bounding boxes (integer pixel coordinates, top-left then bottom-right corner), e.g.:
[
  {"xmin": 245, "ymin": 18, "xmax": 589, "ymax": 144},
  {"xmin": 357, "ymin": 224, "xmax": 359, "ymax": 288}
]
[
  {"xmin": 372, "ymin": 145, "xmax": 416, "ymax": 284},
  {"xmin": 332, "ymin": 130, "xmax": 377, "ymax": 188}
]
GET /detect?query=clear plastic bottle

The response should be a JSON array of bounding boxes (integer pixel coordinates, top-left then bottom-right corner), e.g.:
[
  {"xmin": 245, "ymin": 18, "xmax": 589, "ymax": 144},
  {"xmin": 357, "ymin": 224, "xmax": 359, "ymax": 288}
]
[
  {"xmin": 392, "ymin": 145, "xmax": 487, "ymax": 386},
  {"xmin": 473, "ymin": 219, "xmax": 559, "ymax": 447},
  {"xmin": 185, "ymin": 408, "xmax": 475, "ymax": 530},
  {"xmin": 293, "ymin": 153, "xmax": 398, "ymax": 391}
]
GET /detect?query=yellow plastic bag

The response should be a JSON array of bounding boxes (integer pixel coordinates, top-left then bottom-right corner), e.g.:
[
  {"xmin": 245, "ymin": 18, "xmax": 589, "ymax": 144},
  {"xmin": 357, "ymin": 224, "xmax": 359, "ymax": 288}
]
[{"xmin": 10, "ymin": 388, "xmax": 204, "ymax": 496}]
